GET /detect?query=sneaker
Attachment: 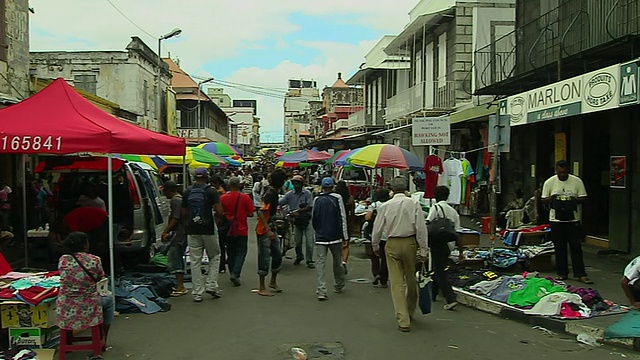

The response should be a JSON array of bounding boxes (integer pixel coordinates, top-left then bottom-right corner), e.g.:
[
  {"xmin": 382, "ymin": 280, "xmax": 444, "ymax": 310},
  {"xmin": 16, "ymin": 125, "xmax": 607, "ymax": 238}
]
[
  {"xmin": 317, "ymin": 294, "xmax": 328, "ymax": 301},
  {"xmin": 193, "ymin": 295, "xmax": 203, "ymax": 303},
  {"xmin": 379, "ymin": 282, "xmax": 388, "ymax": 288},
  {"xmin": 206, "ymin": 289, "xmax": 222, "ymax": 299},
  {"xmin": 444, "ymin": 301, "xmax": 458, "ymax": 310},
  {"xmin": 307, "ymin": 263, "xmax": 316, "ymax": 269}
]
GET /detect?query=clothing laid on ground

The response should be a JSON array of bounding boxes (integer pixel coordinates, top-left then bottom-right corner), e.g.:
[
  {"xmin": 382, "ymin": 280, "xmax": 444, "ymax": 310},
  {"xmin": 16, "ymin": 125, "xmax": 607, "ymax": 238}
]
[
  {"xmin": 487, "ymin": 276, "xmax": 526, "ymax": 303},
  {"xmin": 57, "ymin": 253, "xmax": 105, "ymax": 330},
  {"xmin": 423, "ymin": 155, "xmax": 442, "ymax": 199},
  {"xmin": 114, "ymin": 280, "xmax": 170, "ymax": 314},
  {"xmin": 507, "ymin": 277, "xmax": 565, "ymax": 307},
  {"xmin": 525, "ymin": 292, "xmax": 586, "ymax": 316},
  {"xmin": 441, "ymin": 158, "xmax": 464, "ymax": 205},
  {"xmin": 312, "ymin": 192, "xmax": 348, "ymax": 245}
]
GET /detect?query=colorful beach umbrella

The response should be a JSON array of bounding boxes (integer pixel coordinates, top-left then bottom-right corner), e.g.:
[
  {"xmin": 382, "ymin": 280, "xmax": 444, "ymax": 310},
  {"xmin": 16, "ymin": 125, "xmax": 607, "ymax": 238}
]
[
  {"xmin": 197, "ymin": 142, "xmax": 239, "ymax": 157},
  {"xmin": 346, "ymin": 144, "xmax": 422, "ymax": 171},
  {"xmin": 114, "ymin": 154, "xmax": 165, "ymax": 170},
  {"xmin": 327, "ymin": 150, "xmax": 350, "ymax": 164},
  {"xmin": 164, "ymin": 147, "xmax": 227, "ymax": 168},
  {"xmin": 229, "ymin": 144, "xmax": 244, "ymax": 157},
  {"xmin": 277, "ymin": 149, "xmax": 331, "ymax": 163},
  {"xmin": 333, "ymin": 149, "xmax": 362, "ymax": 167}
]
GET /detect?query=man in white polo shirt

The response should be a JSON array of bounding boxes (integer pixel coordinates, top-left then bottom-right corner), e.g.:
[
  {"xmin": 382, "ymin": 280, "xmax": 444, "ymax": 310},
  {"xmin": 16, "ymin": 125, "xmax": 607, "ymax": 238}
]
[
  {"xmin": 621, "ymin": 256, "xmax": 640, "ymax": 310},
  {"xmin": 542, "ymin": 159, "xmax": 591, "ymax": 284}
]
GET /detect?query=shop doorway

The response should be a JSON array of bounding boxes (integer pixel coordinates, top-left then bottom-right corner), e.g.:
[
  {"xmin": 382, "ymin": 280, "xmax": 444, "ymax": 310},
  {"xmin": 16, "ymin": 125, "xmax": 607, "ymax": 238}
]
[{"xmin": 581, "ymin": 116, "xmax": 610, "ymax": 237}]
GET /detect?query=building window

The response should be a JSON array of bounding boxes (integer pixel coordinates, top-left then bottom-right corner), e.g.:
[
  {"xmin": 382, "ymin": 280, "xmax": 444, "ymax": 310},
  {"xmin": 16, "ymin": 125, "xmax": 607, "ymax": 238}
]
[
  {"xmin": 437, "ymin": 33, "xmax": 447, "ymax": 88},
  {"xmin": 74, "ymin": 74, "xmax": 97, "ymax": 94}
]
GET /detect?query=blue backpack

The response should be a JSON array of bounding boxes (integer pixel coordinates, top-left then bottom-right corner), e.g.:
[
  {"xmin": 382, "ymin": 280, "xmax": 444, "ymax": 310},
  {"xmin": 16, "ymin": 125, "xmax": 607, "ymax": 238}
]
[{"xmin": 186, "ymin": 185, "xmax": 213, "ymax": 234}]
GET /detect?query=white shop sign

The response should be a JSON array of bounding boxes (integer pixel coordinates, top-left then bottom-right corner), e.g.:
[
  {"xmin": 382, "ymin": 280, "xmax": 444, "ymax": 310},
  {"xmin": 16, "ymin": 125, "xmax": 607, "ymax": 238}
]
[
  {"xmin": 500, "ymin": 63, "xmax": 623, "ymax": 126},
  {"xmin": 412, "ymin": 117, "xmax": 450, "ymax": 146},
  {"xmin": 176, "ymin": 129, "xmax": 198, "ymax": 138}
]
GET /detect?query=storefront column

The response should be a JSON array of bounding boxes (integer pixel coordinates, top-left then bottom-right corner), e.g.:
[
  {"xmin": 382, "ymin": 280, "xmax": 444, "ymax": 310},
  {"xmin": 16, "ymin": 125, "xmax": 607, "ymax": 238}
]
[{"xmin": 609, "ymin": 112, "xmax": 632, "ymax": 252}]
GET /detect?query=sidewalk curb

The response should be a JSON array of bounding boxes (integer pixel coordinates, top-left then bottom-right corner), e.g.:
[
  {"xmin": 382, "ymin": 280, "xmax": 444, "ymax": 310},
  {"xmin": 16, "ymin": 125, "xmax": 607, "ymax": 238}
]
[{"xmin": 454, "ymin": 288, "xmax": 640, "ymax": 350}]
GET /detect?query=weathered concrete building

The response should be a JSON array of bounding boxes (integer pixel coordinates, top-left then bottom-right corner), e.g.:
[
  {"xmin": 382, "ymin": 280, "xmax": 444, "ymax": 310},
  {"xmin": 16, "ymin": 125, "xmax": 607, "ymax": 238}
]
[
  {"xmin": 0, "ymin": 0, "xmax": 29, "ymax": 102},
  {"xmin": 30, "ymin": 37, "xmax": 172, "ymax": 132}
]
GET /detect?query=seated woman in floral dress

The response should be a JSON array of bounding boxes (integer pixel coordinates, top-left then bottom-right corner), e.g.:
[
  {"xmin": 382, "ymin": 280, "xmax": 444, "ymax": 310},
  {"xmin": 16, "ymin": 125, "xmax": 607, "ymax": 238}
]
[{"xmin": 56, "ymin": 232, "xmax": 114, "ymax": 349}]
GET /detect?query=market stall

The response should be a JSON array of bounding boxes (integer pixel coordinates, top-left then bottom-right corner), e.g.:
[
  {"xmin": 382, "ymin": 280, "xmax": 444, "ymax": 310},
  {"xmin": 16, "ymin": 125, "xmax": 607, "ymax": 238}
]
[{"xmin": 0, "ymin": 78, "xmax": 186, "ymax": 311}]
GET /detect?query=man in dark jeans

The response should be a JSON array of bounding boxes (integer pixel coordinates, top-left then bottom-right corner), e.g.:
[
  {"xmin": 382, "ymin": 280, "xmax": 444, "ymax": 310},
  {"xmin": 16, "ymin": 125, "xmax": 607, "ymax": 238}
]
[
  {"xmin": 541, "ymin": 160, "xmax": 591, "ymax": 284},
  {"xmin": 426, "ymin": 186, "xmax": 460, "ymax": 310},
  {"xmin": 220, "ymin": 177, "xmax": 255, "ymax": 287},
  {"xmin": 279, "ymin": 175, "xmax": 314, "ymax": 268}
]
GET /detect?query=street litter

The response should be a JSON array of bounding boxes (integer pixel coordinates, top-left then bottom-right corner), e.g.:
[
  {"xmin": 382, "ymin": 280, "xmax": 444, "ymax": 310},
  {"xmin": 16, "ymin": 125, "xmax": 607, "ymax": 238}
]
[
  {"xmin": 447, "ymin": 345, "xmax": 459, "ymax": 349},
  {"xmin": 291, "ymin": 347, "xmax": 307, "ymax": 360},
  {"xmin": 532, "ymin": 325, "xmax": 555, "ymax": 335},
  {"xmin": 576, "ymin": 333, "xmax": 600, "ymax": 347}
]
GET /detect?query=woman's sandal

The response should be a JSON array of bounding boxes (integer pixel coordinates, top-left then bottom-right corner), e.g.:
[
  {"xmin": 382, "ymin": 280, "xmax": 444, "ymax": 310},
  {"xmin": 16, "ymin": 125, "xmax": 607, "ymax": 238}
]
[{"xmin": 170, "ymin": 289, "xmax": 189, "ymax": 297}]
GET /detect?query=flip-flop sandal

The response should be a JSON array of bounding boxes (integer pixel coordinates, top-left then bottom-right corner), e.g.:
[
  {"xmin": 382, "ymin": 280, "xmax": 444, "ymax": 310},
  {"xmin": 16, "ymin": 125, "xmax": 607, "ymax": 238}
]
[
  {"xmin": 258, "ymin": 291, "xmax": 274, "ymax": 297},
  {"xmin": 269, "ymin": 285, "xmax": 283, "ymax": 293},
  {"xmin": 170, "ymin": 289, "xmax": 189, "ymax": 297},
  {"xmin": 579, "ymin": 277, "xmax": 594, "ymax": 284}
]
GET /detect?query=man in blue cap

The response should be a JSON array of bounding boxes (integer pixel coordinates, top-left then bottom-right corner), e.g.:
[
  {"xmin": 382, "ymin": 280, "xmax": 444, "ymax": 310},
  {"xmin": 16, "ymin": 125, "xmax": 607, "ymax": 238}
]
[
  {"xmin": 312, "ymin": 177, "xmax": 349, "ymax": 301},
  {"xmin": 181, "ymin": 167, "xmax": 225, "ymax": 302}
]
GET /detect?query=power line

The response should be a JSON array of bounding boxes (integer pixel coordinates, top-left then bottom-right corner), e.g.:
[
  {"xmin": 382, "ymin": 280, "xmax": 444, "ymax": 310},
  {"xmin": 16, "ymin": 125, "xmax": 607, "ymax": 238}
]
[{"xmin": 105, "ymin": 0, "xmax": 156, "ymax": 40}]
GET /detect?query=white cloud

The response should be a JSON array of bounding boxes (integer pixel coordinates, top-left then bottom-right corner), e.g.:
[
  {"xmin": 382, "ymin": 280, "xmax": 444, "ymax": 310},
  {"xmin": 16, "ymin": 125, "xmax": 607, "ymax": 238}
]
[{"xmin": 29, "ymin": 0, "xmax": 419, "ymax": 141}]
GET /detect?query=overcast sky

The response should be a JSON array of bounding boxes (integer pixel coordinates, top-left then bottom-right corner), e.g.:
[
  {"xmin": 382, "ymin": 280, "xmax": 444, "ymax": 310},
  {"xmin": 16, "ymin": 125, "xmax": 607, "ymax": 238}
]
[{"xmin": 29, "ymin": 0, "xmax": 419, "ymax": 142}]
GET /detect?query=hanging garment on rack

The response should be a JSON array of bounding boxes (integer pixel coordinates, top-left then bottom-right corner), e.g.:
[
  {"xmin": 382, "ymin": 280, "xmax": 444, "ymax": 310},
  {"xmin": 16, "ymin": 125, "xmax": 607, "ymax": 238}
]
[
  {"xmin": 442, "ymin": 157, "xmax": 464, "ymax": 205},
  {"xmin": 423, "ymin": 155, "xmax": 443, "ymax": 199},
  {"xmin": 460, "ymin": 158, "xmax": 475, "ymax": 205}
]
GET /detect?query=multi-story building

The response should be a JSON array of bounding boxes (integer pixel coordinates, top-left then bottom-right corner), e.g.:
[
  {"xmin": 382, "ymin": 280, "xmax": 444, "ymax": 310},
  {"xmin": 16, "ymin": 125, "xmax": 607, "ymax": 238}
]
[
  {"xmin": 30, "ymin": 37, "xmax": 173, "ymax": 132},
  {"xmin": 0, "ymin": 0, "xmax": 30, "ymax": 233},
  {"xmin": 476, "ymin": 0, "xmax": 640, "ymax": 253},
  {"xmin": 207, "ymin": 88, "xmax": 232, "ymax": 108},
  {"xmin": 164, "ymin": 58, "xmax": 228, "ymax": 144},
  {"xmin": 346, "ymin": 36, "xmax": 411, "ymax": 143},
  {"xmin": 283, "ymin": 79, "xmax": 320, "ymax": 150},
  {"xmin": 318, "ymin": 73, "xmax": 364, "ymax": 136},
  {"xmin": 378, "ymin": 0, "xmax": 516, "ymax": 162}
]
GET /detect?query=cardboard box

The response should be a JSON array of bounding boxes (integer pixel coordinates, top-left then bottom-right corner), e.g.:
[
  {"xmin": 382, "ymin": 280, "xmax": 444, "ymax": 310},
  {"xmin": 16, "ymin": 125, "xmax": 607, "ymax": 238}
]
[
  {"xmin": 8, "ymin": 327, "xmax": 59, "ymax": 349},
  {"xmin": 1, "ymin": 301, "xmax": 57, "ymax": 328},
  {"xmin": 34, "ymin": 349, "xmax": 56, "ymax": 360}
]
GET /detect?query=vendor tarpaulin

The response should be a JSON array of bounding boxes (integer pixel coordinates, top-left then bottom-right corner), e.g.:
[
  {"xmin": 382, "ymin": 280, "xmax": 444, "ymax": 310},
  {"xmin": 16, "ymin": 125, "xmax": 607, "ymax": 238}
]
[{"xmin": 0, "ymin": 78, "xmax": 185, "ymax": 156}]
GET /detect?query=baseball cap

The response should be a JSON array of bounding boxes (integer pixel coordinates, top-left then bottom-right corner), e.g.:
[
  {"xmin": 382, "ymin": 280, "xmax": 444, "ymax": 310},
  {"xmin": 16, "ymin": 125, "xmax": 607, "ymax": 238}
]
[
  {"xmin": 163, "ymin": 180, "xmax": 179, "ymax": 189},
  {"xmin": 194, "ymin": 167, "xmax": 209, "ymax": 178},
  {"xmin": 291, "ymin": 175, "xmax": 304, "ymax": 183},
  {"xmin": 321, "ymin": 177, "xmax": 334, "ymax": 188}
]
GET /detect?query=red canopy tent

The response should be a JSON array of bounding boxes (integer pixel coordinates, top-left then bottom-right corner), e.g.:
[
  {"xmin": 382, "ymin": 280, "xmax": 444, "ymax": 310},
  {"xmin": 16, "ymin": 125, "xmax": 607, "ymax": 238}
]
[
  {"xmin": 0, "ymin": 78, "xmax": 185, "ymax": 155},
  {"xmin": 0, "ymin": 78, "xmax": 186, "ymax": 293}
]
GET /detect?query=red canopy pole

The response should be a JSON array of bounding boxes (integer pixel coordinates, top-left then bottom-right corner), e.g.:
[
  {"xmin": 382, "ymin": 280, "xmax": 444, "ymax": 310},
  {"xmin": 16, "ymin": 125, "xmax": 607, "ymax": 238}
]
[
  {"xmin": 107, "ymin": 154, "xmax": 116, "ymax": 300},
  {"xmin": 22, "ymin": 154, "xmax": 28, "ymax": 268}
]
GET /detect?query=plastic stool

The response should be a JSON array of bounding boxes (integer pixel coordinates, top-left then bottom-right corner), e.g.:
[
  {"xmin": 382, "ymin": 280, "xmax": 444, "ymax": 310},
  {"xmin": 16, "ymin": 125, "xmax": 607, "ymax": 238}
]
[{"xmin": 58, "ymin": 323, "xmax": 106, "ymax": 360}]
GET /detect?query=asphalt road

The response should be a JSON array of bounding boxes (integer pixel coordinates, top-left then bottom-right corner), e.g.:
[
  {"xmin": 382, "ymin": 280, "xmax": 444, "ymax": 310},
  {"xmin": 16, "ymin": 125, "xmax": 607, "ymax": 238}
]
[{"xmin": 66, "ymin": 219, "xmax": 639, "ymax": 360}]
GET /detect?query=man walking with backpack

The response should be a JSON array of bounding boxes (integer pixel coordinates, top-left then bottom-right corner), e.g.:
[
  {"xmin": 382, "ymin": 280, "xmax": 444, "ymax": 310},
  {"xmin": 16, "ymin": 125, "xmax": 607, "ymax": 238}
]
[
  {"xmin": 312, "ymin": 177, "xmax": 348, "ymax": 301},
  {"xmin": 181, "ymin": 168, "xmax": 225, "ymax": 302},
  {"xmin": 427, "ymin": 185, "xmax": 460, "ymax": 310}
]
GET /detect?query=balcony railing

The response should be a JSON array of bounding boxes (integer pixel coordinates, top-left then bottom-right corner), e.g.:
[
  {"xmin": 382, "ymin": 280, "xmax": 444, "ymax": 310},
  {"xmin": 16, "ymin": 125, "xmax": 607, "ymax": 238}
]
[
  {"xmin": 347, "ymin": 109, "xmax": 366, "ymax": 129},
  {"xmin": 475, "ymin": 0, "xmax": 640, "ymax": 91},
  {"xmin": 385, "ymin": 81, "xmax": 457, "ymax": 123}
]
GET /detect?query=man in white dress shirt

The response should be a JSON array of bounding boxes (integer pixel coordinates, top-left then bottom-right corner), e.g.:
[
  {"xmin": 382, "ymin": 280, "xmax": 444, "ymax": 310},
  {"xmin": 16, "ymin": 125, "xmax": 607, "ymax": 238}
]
[{"xmin": 372, "ymin": 177, "xmax": 428, "ymax": 332}]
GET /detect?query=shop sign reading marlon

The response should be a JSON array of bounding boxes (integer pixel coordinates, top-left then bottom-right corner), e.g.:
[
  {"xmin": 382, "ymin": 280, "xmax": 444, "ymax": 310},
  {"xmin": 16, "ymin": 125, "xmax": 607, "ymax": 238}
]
[
  {"xmin": 412, "ymin": 117, "xmax": 450, "ymax": 146},
  {"xmin": 501, "ymin": 64, "xmax": 622, "ymax": 126}
]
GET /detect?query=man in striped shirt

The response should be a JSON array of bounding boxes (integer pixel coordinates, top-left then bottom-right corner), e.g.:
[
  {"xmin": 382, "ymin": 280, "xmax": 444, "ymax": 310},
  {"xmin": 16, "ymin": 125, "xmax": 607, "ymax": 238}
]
[
  {"xmin": 242, "ymin": 167, "xmax": 254, "ymax": 200},
  {"xmin": 312, "ymin": 177, "xmax": 349, "ymax": 301}
]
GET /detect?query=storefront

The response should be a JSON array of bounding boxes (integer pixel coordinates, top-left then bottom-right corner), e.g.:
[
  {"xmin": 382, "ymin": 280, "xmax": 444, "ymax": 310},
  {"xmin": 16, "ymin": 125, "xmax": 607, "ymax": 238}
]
[{"xmin": 499, "ymin": 59, "xmax": 640, "ymax": 253}]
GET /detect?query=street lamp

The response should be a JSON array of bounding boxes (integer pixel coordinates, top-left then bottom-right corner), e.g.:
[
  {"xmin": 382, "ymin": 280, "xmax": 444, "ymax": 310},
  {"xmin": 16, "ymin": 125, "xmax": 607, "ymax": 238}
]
[
  {"xmin": 196, "ymin": 77, "xmax": 214, "ymax": 142},
  {"xmin": 156, "ymin": 28, "xmax": 182, "ymax": 132}
]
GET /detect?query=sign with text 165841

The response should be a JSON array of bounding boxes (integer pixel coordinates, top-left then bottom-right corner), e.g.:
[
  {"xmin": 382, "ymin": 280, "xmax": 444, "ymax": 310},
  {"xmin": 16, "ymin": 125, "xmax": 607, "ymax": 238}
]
[{"xmin": 412, "ymin": 117, "xmax": 450, "ymax": 146}]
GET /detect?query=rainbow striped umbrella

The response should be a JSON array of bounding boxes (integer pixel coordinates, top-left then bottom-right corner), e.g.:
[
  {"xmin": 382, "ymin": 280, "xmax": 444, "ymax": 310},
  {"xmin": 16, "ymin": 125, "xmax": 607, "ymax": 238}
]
[
  {"xmin": 346, "ymin": 144, "xmax": 422, "ymax": 171},
  {"xmin": 164, "ymin": 147, "xmax": 227, "ymax": 168},
  {"xmin": 114, "ymin": 154, "xmax": 166, "ymax": 170},
  {"xmin": 277, "ymin": 149, "xmax": 331, "ymax": 163},
  {"xmin": 333, "ymin": 149, "xmax": 362, "ymax": 166},
  {"xmin": 197, "ymin": 142, "xmax": 239, "ymax": 157}
]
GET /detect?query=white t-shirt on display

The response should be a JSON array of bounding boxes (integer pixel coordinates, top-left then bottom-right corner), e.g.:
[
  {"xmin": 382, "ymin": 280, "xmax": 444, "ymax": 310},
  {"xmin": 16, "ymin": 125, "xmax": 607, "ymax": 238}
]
[
  {"xmin": 442, "ymin": 158, "xmax": 464, "ymax": 205},
  {"xmin": 624, "ymin": 256, "xmax": 640, "ymax": 285},
  {"xmin": 541, "ymin": 174, "xmax": 587, "ymax": 222}
]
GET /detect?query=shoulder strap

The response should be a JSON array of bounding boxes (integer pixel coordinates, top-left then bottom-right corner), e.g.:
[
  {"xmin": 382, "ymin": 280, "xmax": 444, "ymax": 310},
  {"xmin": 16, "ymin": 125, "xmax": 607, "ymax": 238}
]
[{"xmin": 69, "ymin": 253, "xmax": 99, "ymax": 283}]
